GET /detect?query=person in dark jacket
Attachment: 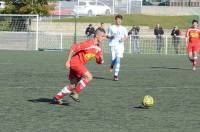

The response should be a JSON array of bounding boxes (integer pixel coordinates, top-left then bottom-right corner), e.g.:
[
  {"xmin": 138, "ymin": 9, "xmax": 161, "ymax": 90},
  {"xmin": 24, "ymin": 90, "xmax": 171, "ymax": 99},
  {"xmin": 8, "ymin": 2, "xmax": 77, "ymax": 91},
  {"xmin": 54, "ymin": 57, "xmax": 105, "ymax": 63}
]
[
  {"xmin": 128, "ymin": 25, "xmax": 140, "ymax": 54},
  {"xmin": 85, "ymin": 24, "xmax": 95, "ymax": 38},
  {"xmin": 154, "ymin": 24, "xmax": 164, "ymax": 54},
  {"xmin": 171, "ymin": 26, "xmax": 181, "ymax": 54}
]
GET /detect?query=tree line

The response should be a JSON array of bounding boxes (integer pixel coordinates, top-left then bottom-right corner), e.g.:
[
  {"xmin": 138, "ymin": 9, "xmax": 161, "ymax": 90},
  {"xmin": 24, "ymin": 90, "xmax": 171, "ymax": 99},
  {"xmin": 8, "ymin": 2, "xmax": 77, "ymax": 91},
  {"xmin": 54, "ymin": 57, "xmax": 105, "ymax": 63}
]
[{"xmin": 0, "ymin": 0, "xmax": 62, "ymax": 15}]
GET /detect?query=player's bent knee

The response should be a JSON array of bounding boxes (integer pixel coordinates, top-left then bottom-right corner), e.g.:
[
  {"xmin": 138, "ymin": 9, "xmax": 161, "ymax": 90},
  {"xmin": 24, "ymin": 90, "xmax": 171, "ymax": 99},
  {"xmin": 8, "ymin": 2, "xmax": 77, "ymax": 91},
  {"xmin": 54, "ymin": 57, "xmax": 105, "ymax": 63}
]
[
  {"xmin": 87, "ymin": 74, "xmax": 93, "ymax": 81},
  {"xmin": 83, "ymin": 72, "xmax": 93, "ymax": 81}
]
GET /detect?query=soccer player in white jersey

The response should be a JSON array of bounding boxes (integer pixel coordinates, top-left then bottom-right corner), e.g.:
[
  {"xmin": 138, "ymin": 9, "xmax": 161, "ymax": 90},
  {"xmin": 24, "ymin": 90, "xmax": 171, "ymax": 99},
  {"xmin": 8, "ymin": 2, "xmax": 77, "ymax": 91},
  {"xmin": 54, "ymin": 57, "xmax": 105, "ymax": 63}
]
[{"xmin": 107, "ymin": 15, "xmax": 128, "ymax": 81}]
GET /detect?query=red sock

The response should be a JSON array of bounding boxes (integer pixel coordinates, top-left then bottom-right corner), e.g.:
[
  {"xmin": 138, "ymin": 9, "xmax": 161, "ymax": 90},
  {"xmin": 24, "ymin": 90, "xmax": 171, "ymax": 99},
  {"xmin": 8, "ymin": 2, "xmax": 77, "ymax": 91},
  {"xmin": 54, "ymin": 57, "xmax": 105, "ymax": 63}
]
[
  {"xmin": 54, "ymin": 93, "xmax": 66, "ymax": 100},
  {"xmin": 54, "ymin": 85, "xmax": 73, "ymax": 100},
  {"xmin": 73, "ymin": 78, "xmax": 89, "ymax": 93}
]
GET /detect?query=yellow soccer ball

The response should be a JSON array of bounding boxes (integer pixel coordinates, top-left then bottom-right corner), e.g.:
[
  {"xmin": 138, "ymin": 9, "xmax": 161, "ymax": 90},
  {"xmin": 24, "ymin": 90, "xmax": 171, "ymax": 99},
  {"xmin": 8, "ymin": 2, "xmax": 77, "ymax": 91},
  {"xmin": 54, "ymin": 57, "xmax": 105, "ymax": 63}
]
[{"xmin": 142, "ymin": 95, "xmax": 154, "ymax": 108}]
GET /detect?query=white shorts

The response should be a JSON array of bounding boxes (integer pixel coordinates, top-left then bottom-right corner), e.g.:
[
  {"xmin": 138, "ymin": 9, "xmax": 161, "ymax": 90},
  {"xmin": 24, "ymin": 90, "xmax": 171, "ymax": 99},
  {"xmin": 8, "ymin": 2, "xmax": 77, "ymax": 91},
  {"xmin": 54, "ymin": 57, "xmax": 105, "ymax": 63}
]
[{"xmin": 109, "ymin": 45, "xmax": 124, "ymax": 60}]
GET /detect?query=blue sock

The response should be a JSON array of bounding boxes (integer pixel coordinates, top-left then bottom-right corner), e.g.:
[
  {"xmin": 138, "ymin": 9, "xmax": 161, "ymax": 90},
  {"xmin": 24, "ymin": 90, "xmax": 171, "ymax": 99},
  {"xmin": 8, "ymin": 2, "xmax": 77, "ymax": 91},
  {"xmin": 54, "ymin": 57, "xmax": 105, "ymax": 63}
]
[
  {"xmin": 111, "ymin": 58, "xmax": 116, "ymax": 67},
  {"xmin": 114, "ymin": 57, "xmax": 120, "ymax": 76}
]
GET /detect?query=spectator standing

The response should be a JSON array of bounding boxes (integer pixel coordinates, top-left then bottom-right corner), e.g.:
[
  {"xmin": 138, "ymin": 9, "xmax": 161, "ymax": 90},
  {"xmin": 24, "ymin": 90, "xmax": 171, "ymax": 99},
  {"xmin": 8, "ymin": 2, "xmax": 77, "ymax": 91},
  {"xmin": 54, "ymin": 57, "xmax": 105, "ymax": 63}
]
[
  {"xmin": 99, "ymin": 22, "xmax": 105, "ymax": 30},
  {"xmin": 171, "ymin": 26, "xmax": 181, "ymax": 54},
  {"xmin": 128, "ymin": 25, "xmax": 140, "ymax": 54},
  {"xmin": 85, "ymin": 24, "xmax": 95, "ymax": 38},
  {"xmin": 154, "ymin": 24, "xmax": 164, "ymax": 54}
]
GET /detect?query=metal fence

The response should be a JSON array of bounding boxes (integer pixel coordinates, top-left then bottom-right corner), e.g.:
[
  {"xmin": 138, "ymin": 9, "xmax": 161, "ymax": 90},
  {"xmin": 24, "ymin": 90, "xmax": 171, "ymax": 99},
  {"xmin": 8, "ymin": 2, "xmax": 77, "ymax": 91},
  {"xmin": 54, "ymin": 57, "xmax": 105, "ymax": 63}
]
[
  {"xmin": 170, "ymin": 1, "xmax": 200, "ymax": 7},
  {"xmin": 0, "ymin": 14, "xmax": 188, "ymax": 55},
  {"xmin": 0, "ymin": 32, "xmax": 187, "ymax": 55}
]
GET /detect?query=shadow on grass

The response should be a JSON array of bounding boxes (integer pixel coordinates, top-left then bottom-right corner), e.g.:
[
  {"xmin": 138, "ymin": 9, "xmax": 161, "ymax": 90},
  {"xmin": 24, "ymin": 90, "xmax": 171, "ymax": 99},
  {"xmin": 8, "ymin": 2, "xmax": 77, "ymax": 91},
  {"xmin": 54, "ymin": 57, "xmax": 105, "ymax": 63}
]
[
  {"xmin": 151, "ymin": 66, "xmax": 191, "ymax": 70},
  {"xmin": 28, "ymin": 98, "xmax": 70, "ymax": 106},
  {"xmin": 133, "ymin": 105, "xmax": 150, "ymax": 109},
  {"xmin": 93, "ymin": 76, "xmax": 113, "ymax": 80}
]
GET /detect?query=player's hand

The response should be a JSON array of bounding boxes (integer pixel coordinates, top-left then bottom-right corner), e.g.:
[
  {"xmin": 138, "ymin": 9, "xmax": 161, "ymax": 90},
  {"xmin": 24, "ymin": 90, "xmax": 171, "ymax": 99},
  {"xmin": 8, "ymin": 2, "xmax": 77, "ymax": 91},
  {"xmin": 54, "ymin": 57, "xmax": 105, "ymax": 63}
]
[
  {"xmin": 110, "ymin": 35, "xmax": 115, "ymax": 39},
  {"xmin": 65, "ymin": 61, "xmax": 70, "ymax": 69},
  {"xmin": 119, "ymin": 37, "xmax": 125, "ymax": 43},
  {"xmin": 108, "ymin": 33, "xmax": 116, "ymax": 39}
]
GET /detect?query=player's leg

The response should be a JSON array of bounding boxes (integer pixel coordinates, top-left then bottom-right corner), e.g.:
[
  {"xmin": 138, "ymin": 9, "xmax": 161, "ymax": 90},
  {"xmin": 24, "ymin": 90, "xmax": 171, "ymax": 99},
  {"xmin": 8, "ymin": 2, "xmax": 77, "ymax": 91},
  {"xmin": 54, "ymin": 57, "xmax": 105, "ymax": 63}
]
[
  {"xmin": 188, "ymin": 51, "xmax": 193, "ymax": 62},
  {"xmin": 187, "ymin": 43, "xmax": 196, "ymax": 70},
  {"xmin": 193, "ymin": 52, "xmax": 198, "ymax": 70},
  {"xmin": 113, "ymin": 57, "xmax": 120, "ymax": 81},
  {"xmin": 113, "ymin": 45, "xmax": 124, "ymax": 81},
  {"xmin": 53, "ymin": 81, "xmax": 77, "ymax": 104},
  {"xmin": 192, "ymin": 45, "xmax": 200, "ymax": 70},
  {"xmin": 70, "ymin": 66, "xmax": 92, "ymax": 102},
  {"xmin": 53, "ymin": 69, "xmax": 79, "ymax": 104},
  {"xmin": 72, "ymin": 71, "xmax": 92, "ymax": 93},
  {"xmin": 109, "ymin": 46, "xmax": 116, "ymax": 72},
  {"xmin": 187, "ymin": 43, "xmax": 193, "ymax": 62}
]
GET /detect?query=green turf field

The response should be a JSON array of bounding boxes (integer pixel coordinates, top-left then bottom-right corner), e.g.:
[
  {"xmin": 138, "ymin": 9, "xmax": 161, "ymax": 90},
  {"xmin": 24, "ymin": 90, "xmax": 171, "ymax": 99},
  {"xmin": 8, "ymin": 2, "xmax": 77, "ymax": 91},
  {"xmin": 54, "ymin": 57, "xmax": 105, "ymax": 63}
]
[{"xmin": 0, "ymin": 50, "xmax": 200, "ymax": 132}]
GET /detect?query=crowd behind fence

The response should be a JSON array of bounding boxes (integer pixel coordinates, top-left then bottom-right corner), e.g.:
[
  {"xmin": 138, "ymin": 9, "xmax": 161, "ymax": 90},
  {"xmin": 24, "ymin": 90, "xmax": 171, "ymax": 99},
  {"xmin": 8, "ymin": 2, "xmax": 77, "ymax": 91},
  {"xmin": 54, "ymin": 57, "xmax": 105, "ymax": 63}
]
[{"xmin": 0, "ymin": 32, "xmax": 187, "ymax": 55}]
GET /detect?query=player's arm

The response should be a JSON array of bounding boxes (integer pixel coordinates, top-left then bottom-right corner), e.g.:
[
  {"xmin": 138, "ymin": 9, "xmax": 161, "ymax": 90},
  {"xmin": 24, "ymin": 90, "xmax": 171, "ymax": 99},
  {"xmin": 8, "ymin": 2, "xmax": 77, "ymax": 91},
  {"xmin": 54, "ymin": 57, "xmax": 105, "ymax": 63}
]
[
  {"xmin": 185, "ymin": 28, "xmax": 189, "ymax": 38},
  {"xmin": 65, "ymin": 47, "xmax": 76, "ymax": 69},
  {"xmin": 107, "ymin": 34, "xmax": 115, "ymax": 39},
  {"xmin": 106, "ymin": 27, "xmax": 115, "ymax": 39},
  {"xmin": 185, "ymin": 28, "xmax": 190, "ymax": 45},
  {"xmin": 96, "ymin": 50, "xmax": 104, "ymax": 65},
  {"xmin": 122, "ymin": 34, "xmax": 128, "ymax": 42},
  {"xmin": 120, "ymin": 28, "xmax": 129, "ymax": 42}
]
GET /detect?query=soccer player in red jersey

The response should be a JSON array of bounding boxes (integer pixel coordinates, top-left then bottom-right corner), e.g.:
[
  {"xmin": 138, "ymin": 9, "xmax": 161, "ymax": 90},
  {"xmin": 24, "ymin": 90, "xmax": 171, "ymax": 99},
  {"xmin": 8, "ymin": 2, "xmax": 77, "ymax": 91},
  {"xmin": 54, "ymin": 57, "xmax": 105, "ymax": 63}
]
[
  {"xmin": 186, "ymin": 19, "xmax": 200, "ymax": 70},
  {"xmin": 53, "ymin": 28, "xmax": 106, "ymax": 104}
]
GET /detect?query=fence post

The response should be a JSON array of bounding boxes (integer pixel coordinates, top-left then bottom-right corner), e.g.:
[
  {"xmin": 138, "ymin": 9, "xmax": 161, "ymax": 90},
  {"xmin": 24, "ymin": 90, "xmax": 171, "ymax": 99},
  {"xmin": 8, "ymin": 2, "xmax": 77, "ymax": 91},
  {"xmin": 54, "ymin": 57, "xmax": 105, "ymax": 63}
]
[
  {"xmin": 36, "ymin": 15, "xmax": 39, "ymax": 51},
  {"xmin": 112, "ymin": 0, "xmax": 115, "ymax": 15},
  {"xmin": 61, "ymin": 33, "xmax": 63, "ymax": 50},
  {"xmin": 129, "ymin": 35, "xmax": 132, "ymax": 53},
  {"xmin": 165, "ymin": 35, "xmax": 168, "ymax": 55}
]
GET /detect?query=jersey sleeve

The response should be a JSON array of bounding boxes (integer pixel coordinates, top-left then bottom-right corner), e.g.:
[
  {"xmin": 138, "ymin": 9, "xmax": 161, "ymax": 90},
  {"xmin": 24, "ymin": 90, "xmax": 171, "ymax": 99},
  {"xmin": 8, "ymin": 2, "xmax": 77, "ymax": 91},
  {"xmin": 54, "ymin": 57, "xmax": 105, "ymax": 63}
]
[
  {"xmin": 71, "ymin": 40, "xmax": 93, "ymax": 52},
  {"xmin": 185, "ymin": 28, "xmax": 189, "ymax": 37},
  {"xmin": 186, "ymin": 28, "xmax": 191, "ymax": 38}
]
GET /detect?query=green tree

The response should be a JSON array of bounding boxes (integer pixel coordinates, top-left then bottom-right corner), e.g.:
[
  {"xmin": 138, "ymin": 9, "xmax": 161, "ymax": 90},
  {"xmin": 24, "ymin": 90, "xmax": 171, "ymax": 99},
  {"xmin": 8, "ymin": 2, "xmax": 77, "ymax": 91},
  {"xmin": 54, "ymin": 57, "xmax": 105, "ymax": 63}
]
[{"xmin": 1, "ymin": 0, "xmax": 50, "ymax": 15}]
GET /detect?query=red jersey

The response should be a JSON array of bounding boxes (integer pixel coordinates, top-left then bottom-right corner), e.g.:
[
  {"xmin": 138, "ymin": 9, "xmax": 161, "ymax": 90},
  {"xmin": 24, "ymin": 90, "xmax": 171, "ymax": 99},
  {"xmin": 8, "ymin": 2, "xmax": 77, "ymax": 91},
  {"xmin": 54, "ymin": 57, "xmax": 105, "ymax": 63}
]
[
  {"xmin": 70, "ymin": 39, "xmax": 103, "ymax": 66},
  {"xmin": 186, "ymin": 26, "xmax": 200, "ymax": 43}
]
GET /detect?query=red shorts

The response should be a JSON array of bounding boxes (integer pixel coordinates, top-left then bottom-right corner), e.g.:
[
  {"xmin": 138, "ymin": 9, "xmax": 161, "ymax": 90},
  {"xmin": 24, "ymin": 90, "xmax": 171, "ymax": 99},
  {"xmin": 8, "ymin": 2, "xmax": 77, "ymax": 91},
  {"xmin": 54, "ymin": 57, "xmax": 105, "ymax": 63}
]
[
  {"xmin": 68, "ymin": 64, "xmax": 88, "ymax": 80},
  {"xmin": 187, "ymin": 42, "xmax": 200, "ymax": 53}
]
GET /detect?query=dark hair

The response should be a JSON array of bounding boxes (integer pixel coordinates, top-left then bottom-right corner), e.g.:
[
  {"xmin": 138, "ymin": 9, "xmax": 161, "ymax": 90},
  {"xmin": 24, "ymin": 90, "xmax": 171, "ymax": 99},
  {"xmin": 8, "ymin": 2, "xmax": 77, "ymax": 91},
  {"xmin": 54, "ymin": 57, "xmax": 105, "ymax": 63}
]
[
  {"xmin": 115, "ymin": 14, "xmax": 123, "ymax": 20},
  {"xmin": 94, "ymin": 27, "xmax": 106, "ymax": 37},
  {"xmin": 192, "ymin": 19, "xmax": 198, "ymax": 24}
]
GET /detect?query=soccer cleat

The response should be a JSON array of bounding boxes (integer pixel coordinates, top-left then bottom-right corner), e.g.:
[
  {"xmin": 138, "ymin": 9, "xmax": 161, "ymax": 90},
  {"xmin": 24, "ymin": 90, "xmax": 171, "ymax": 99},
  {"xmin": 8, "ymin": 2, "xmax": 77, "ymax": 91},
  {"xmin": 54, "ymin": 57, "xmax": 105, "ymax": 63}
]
[
  {"xmin": 69, "ymin": 92, "xmax": 80, "ymax": 102},
  {"xmin": 113, "ymin": 75, "xmax": 119, "ymax": 81},
  {"xmin": 52, "ymin": 97, "xmax": 64, "ymax": 105},
  {"xmin": 192, "ymin": 66, "xmax": 196, "ymax": 71}
]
